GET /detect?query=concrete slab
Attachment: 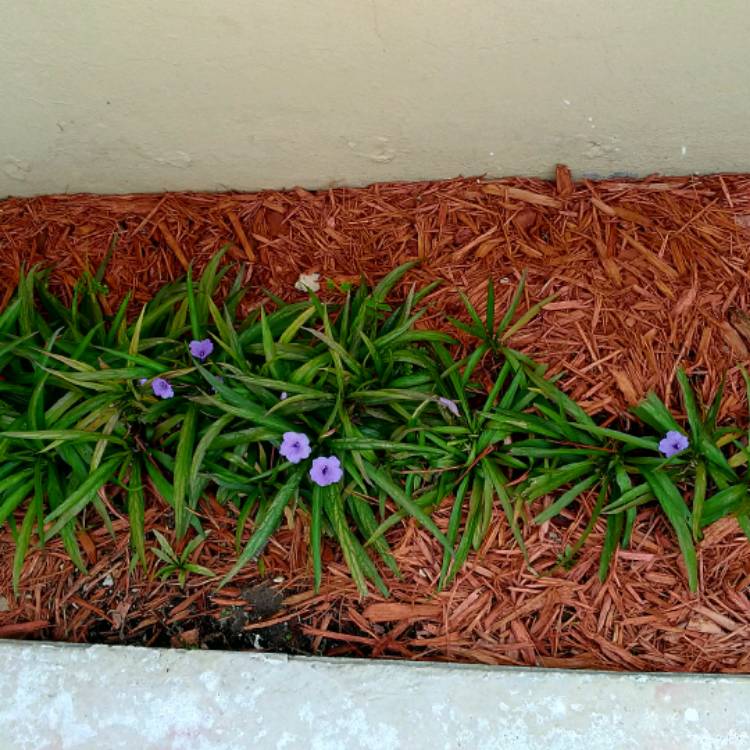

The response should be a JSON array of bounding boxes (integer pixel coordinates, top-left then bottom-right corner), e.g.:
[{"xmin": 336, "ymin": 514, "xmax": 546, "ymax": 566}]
[{"xmin": 0, "ymin": 640, "xmax": 747, "ymax": 750}]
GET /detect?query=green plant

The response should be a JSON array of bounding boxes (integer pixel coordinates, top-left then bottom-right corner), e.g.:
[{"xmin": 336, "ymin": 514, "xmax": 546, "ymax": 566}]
[
  {"xmin": 199, "ymin": 263, "xmax": 459, "ymax": 594},
  {"xmin": 0, "ymin": 255, "xmax": 240, "ymax": 588},
  {"xmin": 485, "ymin": 357, "xmax": 750, "ymax": 591},
  {"xmin": 400, "ymin": 278, "xmax": 556, "ymax": 587},
  {"xmin": 151, "ymin": 530, "xmax": 213, "ymax": 588},
  {"xmin": 2, "ymin": 256, "xmax": 750, "ymax": 599}
]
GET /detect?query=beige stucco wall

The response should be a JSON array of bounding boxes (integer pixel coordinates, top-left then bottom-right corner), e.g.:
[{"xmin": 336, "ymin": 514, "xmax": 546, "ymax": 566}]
[{"xmin": 2, "ymin": 1, "xmax": 749, "ymax": 197}]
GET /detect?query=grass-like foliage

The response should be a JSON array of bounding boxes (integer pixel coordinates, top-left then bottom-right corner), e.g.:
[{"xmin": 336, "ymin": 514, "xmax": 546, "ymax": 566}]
[{"xmin": 1, "ymin": 257, "xmax": 749, "ymax": 596}]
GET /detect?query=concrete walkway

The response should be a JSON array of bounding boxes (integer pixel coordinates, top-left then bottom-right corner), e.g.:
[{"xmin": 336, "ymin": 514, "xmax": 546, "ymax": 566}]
[{"xmin": 0, "ymin": 641, "xmax": 748, "ymax": 749}]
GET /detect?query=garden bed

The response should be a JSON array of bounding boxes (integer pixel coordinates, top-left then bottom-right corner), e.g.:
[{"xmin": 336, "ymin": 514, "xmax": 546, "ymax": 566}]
[{"xmin": 1, "ymin": 169, "xmax": 750, "ymax": 672}]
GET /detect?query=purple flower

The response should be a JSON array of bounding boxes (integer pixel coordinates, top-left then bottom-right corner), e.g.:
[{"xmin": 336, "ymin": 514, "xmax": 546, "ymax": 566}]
[
  {"xmin": 438, "ymin": 396, "xmax": 460, "ymax": 417},
  {"xmin": 279, "ymin": 431, "xmax": 311, "ymax": 464},
  {"xmin": 659, "ymin": 430, "xmax": 689, "ymax": 458},
  {"xmin": 138, "ymin": 378, "xmax": 148, "ymax": 386},
  {"xmin": 152, "ymin": 377, "xmax": 174, "ymax": 399},
  {"xmin": 280, "ymin": 392, "xmax": 288, "ymax": 400},
  {"xmin": 189, "ymin": 338, "xmax": 214, "ymax": 362},
  {"xmin": 310, "ymin": 456, "xmax": 343, "ymax": 487}
]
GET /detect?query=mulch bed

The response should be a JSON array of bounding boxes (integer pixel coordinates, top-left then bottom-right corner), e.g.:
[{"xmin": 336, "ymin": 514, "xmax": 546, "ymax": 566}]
[{"xmin": 1, "ymin": 168, "xmax": 750, "ymax": 671}]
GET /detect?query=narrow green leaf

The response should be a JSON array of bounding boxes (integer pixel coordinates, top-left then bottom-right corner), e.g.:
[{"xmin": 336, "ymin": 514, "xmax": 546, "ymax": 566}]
[
  {"xmin": 0, "ymin": 479, "xmax": 35, "ymax": 527},
  {"xmin": 676, "ymin": 369, "xmax": 702, "ymax": 441},
  {"xmin": 691, "ymin": 461, "xmax": 706, "ymax": 541},
  {"xmin": 189, "ymin": 413, "xmax": 233, "ymax": 502},
  {"xmin": 311, "ymin": 484, "xmax": 323, "ymax": 591},
  {"xmin": 523, "ymin": 461, "xmax": 595, "ymax": 503},
  {"xmin": 44, "ymin": 457, "xmax": 121, "ymax": 539},
  {"xmin": 13, "ymin": 492, "xmax": 40, "ymax": 596},
  {"xmin": 642, "ymin": 469, "xmax": 698, "ymax": 592},
  {"xmin": 220, "ymin": 465, "xmax": 305, "ymax": 587},
  {"xmin": 598, "ymin": 512, "xmax": 624, "ymax": 582},
  {"xmin": 363, "ymin": 461, "xmax": 450, "ymax": 552},
  {"xmin": 495, "ymin": 271, "xmax": 526, "ymax": 338},
  {"xmin": 173, "ymin": 405, "xmax": 198, "ymax": 539},
  {"xmin": 186, "ymin": 265, "xmax": 201, "ymax": 340},
  {"xmin": 128, "ymin": 457, "xmax": 147, "ymax": 570},
  {"xmin": 700, "ymin": 484, "xmax": 748, "ymax": 527},
  {"xmin": 533, "ymin": 475, "xmax": 598, "ymax": 524},
  {"xmin": 501, "ymin": 295, "xmax": 557, "ymax": 342},
  {"xmin": 631, "ymin": 391, "xmax": 681, "ymax": 434}
]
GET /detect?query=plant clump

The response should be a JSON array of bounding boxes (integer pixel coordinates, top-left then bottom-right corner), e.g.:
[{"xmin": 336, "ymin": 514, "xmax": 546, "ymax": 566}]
[{"xmin": 0, "ymin": 255, "xmax": 748, "ymax": 597}]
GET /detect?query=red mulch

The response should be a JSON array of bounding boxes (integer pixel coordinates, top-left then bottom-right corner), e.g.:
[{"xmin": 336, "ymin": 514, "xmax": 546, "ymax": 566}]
[
  {"xmin": 1, "ymin": 168, "xmax": 750, "ymax": 671},
  {"xmin": 1, "ymin": 493, "xmax": 749, "ymax": 672}
]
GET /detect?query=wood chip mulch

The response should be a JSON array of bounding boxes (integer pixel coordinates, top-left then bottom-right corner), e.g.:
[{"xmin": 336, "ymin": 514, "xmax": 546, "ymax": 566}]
[
  {"xmin": 1, "ymin": 168, "xmax": 750, "ymax": 671},
  {"xmin": 1, "ymin": 494, "xmax": 749, "ymax": 672}
]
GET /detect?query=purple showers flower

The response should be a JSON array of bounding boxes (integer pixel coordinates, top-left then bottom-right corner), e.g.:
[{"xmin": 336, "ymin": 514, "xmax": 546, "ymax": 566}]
[
  {"xmin": 189, "ymin": 338, "xmax": 214, "ymax": 361},
  {"xmin": 279, "ymin": 432, "xmax": 311, "ymax": 464},
  {"xmin": 152, "ymin": 377, "xmax": 174, "ymax": 399},
  {"xmin": 309, "ymin": 456, "xmax": 343, "ymax": 487},
  {"xmin": 658, "ymin": 430, "xmax": 689, "ymax": 458},
  {"xmin": 438, "ymin": 396, "xmax": 460, "ymax": 417}
]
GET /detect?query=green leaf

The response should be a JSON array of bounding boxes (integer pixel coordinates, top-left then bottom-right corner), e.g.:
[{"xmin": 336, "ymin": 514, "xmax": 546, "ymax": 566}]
[
  {"xmin": 598, "ymin": 512, "xmax": 624, "ymax": 582},
  {"xmin": 186, "ymin": 265, "xmax": 201, "ymax": 340},
  {"xmin": 235, "ymin": 493, "xmax": 259, "ymax": 552},
  {"xmin": 700, "ymin": 484, "xmax": 748, "ymax": 527},
  {"xmin": 189, "ymin": 413, "xmax": 233, "ymax": 502},
  {"xmin": 324, "ymin": 484, "xmax": 388, "ymax": 597},
  {"xmin": 0, "ymin": 430, "xmax": 126, "ymax": 446},
  {"xmin": 311, "ymin": 484, "xmax": 323, "ymax": 591},
  {"xmin": 219, "ymin": 465, "xmax": 305, "ymax": 587},
  {"xmin": 570, "ymin": 423, "xmax": 660, "ymax": 451},
  {"xmin": 439, "ymin": 473, "xmax": 470, "ymax": 587},
  {"xmin": 127, "ymin": 457, "xmax": 147, "ymax": 571},
  {"xmin": 60, "ymin": 522, "xmax": 88, "ymax": 575},
  {"xmin": 305, "ymin": 326, "xmax": 363, "ymax": 378},
  {"xmin": 13, "ymin": 491, "xmax": 40, "ymax": 596},
  {"xmin": 371, "ymin": 261, "xmax": 418, "ymax": 305},
  {"xmin": 363, "ymin": 461, "xmax": 450, "ymax": 553},
  {"xmin": 533, "ymin": 475, "xmax": 599, "ymax": 524},
  {"xmin": 0, "ymin": 478, "xmax": 35, "ymax": 528},
  {"xmin": 501, "ymin": 294, "xmax": 557, "ymax": 342},
  {"xmin": 631, "ymin": 391, "xmax": 681, "ymax": 434},
  {"xmin": 642, "ymin": 469, "xmax": 698, "ymax": 592},
  {"xmin": 107, "ymin": 292, "xmax": 132, "ymax": 347},
  {"xmin": 603, "ymin": 482, "xmax": 652, "ymax": 514},
  {"xmin": 561, "ymin": 478, "xmax": 609, "ymax": 566},
  {"xmin": 278, "ymin": 305, "xmax": 317, "ymax": 345},
  {"xmin": 458, "ymin": 291, "xmax": 484, "ymax": 331},
  {"xmin": 128, "ymin": 305, "xmax": 147, "ymax": 357},
  {"xmin": 523, "ymin": 461, "xmax": 595, "ymax": 503},
  {"xmin": 485, "ymin": 278, "xmax": 495, "ymax": 334},
  {"xmin": 524, "ymin": 366, "xmax": 596, "ymax": 428},
  {"xmin": 705, "ymin": 376, "xmax": 725, "ymax": 432},
  {"xmin": 347, "ymin": 491, "xmax": 400, "ymax": 577},
  {"xmin": 330, "ymin": 438, "xmax": 445, "ymax": 457},
  {"xmin": 173, "ymin": 405, "xmax": 198, "ymax": 539},
  {"xmin": 445, "ymin": 476, "xmax": 482, "ymax": 584},
  {"xmin": 482, "ymin": 458, "xmax": 528, "ymax": 561},
  {"xmin": 691, "ymin": 461, "xmax": 706, "ymax": 541},
  {"xmin": 495, "ymin": 271, "xmax": 526, "ymax": 337},
  {"xmin": 676, "ymin": 369, "xmax": 702, "ymax": 441},
  {"xmin": 44, "ymin": 457, "xmax": 121, "ymax": 539}
]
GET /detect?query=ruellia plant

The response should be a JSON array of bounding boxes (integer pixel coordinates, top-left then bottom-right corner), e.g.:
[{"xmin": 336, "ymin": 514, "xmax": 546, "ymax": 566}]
[{"xmin": 1, "ymin": 257, "xmax": 749, "ymax": 595}]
